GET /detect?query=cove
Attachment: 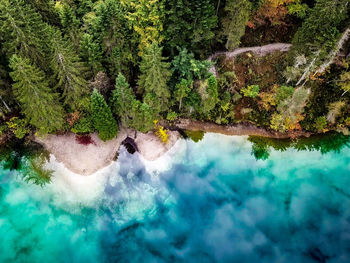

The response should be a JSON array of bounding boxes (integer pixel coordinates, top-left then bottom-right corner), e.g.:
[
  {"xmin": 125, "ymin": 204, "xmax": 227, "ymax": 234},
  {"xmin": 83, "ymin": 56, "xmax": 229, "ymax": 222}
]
[{"xmin": 1, "ymin": 133, "xmax": 350, "ymax": 263}]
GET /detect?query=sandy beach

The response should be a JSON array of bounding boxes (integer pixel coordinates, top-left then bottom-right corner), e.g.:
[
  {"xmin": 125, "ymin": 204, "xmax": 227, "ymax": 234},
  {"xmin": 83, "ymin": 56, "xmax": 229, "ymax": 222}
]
[{"xmin": 35, "ymin": 128, "xmax": 180, "ymax": 175}]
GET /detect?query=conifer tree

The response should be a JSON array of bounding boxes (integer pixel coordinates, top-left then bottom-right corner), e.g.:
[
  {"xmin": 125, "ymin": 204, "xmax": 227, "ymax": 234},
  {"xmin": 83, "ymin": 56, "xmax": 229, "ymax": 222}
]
[
  {"xmin": 201, "ymin": 74, "xmax": 218, "ymax": 114},
  {"xmin": 9, "ymin": 55, "xmax": 65, "ymax": 133},
  {"xmin": 124, "ymin": 0, "xmax": 165, "ymax": 56},
  {"xmin": 131, "ymin": 101, "xmax": 155, "ymax": 133},
  {"xmin": 55, "ymin": 2, "xmax": 81, "ymax": 47},
  {"xmin": 91, "ymin": 89, "xmax": 118, "ymax": 141},
  {"xmin": 0, "ymin": 0, "xmax": 50, "ymax": 67},
  {"xmin": 291, "ymin": 0, "xmax": 348, "ymax": 61},
  {"xmin": 138, "ymin": 44, "xmax": 171, "ymax": 114},
  {"xmin": 88, "ymin": 0, "xmax": 137, "ymax": 77},
  {"xmin": 221, "ymin": 0, "xmax": 251, "ymax": 50},
  {"xmin": 164, "ymin": 0, "xmax": 217, "ymax": 54},
  {"xmin": 79, "ymin": 33, "xmax": 103, "ymax": 75},
  {"xmin": 50, "ymin": 29, "xmax": 88, "ymax": 109},
  {"xmin": 110, "ymin": 73, "xmax": 137, "ymax": 127},
  {"xmin": 174, "ymin": 79, "xmax": 192, "ymax": 111}
]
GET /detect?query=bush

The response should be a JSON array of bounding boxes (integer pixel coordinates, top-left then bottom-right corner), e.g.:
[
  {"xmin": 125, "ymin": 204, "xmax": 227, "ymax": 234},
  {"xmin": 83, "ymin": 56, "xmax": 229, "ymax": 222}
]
[
  {"xmin": 314, "ymin": 116, "xmax": 328, "ymax": 132},
  {"xmin": 166, "ymin": 111, "xmax": 178, "ymax": 122},
  {"xmin": 241, "ymin": 85, "xmax": 260, "ymax": 98},
  {"xmin": 6, "ymin": 117, "xmax": 30, "ymax": 139},
  {"xmin": 71, "ymin": 116, "xmax": 94, "ymax": 134}
]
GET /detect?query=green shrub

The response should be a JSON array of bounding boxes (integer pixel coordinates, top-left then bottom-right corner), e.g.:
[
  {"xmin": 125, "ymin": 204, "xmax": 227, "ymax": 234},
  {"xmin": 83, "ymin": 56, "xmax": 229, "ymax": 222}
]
[
  {"xmin": 166, "ymin": 111, "xmax": 178, "ymax": 122},
  {"xmin": 241, "ymin": 85, "xmax": 260, "ymax": 98},
  {"xmin": 314, "ymin": 116, "xmax": 328, "ymax": 132},
  {"xmin": 71, "ymin": 117, "xmax": 94, "ymax": 134},
  {"xmin": 6, "ymin": 117, "xmax": 30, "ymax": 139}
]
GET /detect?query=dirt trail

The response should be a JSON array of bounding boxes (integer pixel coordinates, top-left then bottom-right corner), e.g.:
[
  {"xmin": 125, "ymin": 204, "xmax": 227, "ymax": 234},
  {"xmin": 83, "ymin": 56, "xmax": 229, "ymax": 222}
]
[
  {"xmin": 174, "ymin": 119, "xmax": 312, "ymax": 139},
  {"xmin": 208, "ymin": 43, "xmax": 292, "ymax": 76}
]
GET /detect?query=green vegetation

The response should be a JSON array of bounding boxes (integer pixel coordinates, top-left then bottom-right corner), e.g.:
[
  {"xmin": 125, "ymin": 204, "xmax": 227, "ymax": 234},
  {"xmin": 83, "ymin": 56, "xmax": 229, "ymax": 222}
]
[
  {"xmin": 91, "ymin": 89, "xmax": 118, "ymax": 141},
  {"xmin": 0, "ymin": 0, "xmax": 349, "ymax": 144}
]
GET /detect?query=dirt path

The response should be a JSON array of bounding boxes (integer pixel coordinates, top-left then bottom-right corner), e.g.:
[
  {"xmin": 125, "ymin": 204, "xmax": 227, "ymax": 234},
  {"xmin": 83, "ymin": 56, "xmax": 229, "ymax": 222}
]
[
  {"xmin": 173, "ymin": 119, "xmax": 312, "ymax": 139},
  {"xmin": 208, "ymin": 43, "xmax": 292, "ymax": 76}
]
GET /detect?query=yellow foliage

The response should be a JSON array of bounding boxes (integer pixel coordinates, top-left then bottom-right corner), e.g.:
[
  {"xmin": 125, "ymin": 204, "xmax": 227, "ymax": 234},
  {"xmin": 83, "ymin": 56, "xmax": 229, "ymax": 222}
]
[{"xmin": 153, "ymin": 120, "xmax": 168, "ymax": 144}]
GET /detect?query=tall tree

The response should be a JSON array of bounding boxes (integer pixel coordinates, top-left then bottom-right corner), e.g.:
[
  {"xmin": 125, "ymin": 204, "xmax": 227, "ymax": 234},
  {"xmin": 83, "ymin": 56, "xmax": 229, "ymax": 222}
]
[
  {"xmin": 124, "ymin": 0, "xmax": 165, "ymax": 56},
  {"xmin": 91, "ymin": 89, "xmax": 118, "ymax": 141},
  {"xmin": 111, "ymin": 73, "xmax": 155, "ymax": 132},
  {"xmin": 79, "ymin": 33, "xmax": 103, "ymax": 76},
  {"xmin": 9, "ymin": 55, "xmax": 65, "ymax": 133},
  {"xmin": 174, "ymin": 79, "xmax": 192, "ymax": 111},
  {"xmin": 55, "ymin": 1, "xmax": 81, "ymax": 47},
  {"xmin": 50, "ymin": 29, "xmax": 88, "ymax": 109},
  {"xmin": 221, "ymin": 0, "xmax": 251, "ymax": 50},
  {"xmin": 110, "ymin": 73, "xmax": 137, "ymax": 127},
  {"xmin": 200, "ymin": 74, "xmax": 218, "ymax": 114},
  {"xmin": 0, "ymin": 0, "xmax": 50, "ymax": 67},
  {"xmin": 138, "ymin": 44, "xmax": 172, "ymax": 114},
  {"xmin": 88, "ymin": 0, "xmax": 138, "ymax": 78},
  {"xmin": 289, "ymin": 0, "xmax": 349, "ymax": 82},
  {"xmin": 164, "ymin": 0, "xmax": 217, "ymax": 55}
]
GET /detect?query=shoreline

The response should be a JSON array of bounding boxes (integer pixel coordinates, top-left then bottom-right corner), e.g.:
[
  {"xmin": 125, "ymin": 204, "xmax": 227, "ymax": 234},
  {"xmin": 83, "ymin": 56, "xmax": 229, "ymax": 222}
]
[{"xmin": 34, "ymin": 120, "xmax": 314, "ymax": 176}]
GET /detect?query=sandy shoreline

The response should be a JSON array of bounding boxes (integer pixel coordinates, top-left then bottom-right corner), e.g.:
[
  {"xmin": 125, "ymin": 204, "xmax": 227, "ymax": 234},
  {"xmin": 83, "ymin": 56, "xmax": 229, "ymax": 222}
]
[
  {"xmin": 35, "ymin": 128, "xmax": 180, "ymax": 176},
  {"xmin": 35, "ymin": 119, "xmax": 312, "ymax": 176}
]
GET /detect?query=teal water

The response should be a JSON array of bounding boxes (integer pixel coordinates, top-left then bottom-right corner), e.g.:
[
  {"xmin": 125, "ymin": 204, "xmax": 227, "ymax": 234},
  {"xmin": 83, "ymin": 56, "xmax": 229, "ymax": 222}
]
[{"xmin": 1, "ymin": 134, "xmax": 350, "ymax": 263}]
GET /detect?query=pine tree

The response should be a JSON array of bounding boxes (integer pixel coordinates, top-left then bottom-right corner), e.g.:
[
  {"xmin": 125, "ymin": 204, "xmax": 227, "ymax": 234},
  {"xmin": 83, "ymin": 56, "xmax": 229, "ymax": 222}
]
[
  {"xmin": 138, "ymin": 44, "xmax": 171, "ymax": 114},
  {"xmin": 124, "ymin": 0, "xmax": 165, "ymax": 56},
  {"xmin": 291, "ymin": 0, "xmax": 348, "ymax": 61},
  {"xmin": 110, "ymin": 73, "xmax": 137, "ymax": 127},
  {"xmin": 201, "ymin": 74, "xmax": 218, "ymax": 114},
  {"xmin": 55, "ymin": 1, "xmax": 81, "ymax": 47},
  {"xmin": 0, "ymin": 0, "xmax": 50, "ymax": 67},
  {"xmin": 9, "ymin": 55, "xmax": 65, "ymax": 133},
  {"xmin": 91, "ymin": 89, "xmax": 118, "ymax": 141},
  {"xmin": 29, "ymin": 0, "xmax": 60, "ymax": 25},
  {"xmin": 132, "ymin": 101, "xmax": 155, "ymax": 133},
  {"xmin": 50, "ymin": 29, "xmax": 88, "ymax": 109},
  {"xmin": 79, "ymin": 33, "xmax": 103, "ymax": 76},
  {"xmin": 164, "ymin": 0, "xmax": 217, "ymax": 54},
  {"xmin": 174, "ymin": 79, "xmax": 192, "ymax": 110},
  {"xmin": 88, "ymin": 0, "xmax": 137, "ymax": 77},
  {"xmin": 221, "ymin": 0, "xmax": 251, "ymax": 51}
]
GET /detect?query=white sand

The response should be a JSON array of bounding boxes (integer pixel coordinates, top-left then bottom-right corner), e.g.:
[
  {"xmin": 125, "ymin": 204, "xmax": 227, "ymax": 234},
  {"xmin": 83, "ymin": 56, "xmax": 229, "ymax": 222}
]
[{"xmin": 36, "ymin": 128, "xmax": 180, "ymax": 176}]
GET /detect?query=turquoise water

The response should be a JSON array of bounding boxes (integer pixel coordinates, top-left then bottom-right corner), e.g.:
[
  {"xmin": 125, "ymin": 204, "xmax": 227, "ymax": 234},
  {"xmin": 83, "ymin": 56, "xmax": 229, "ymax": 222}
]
[{"xmin": 1, "ymin": 134, "xmax": 350, "ymax": 263}]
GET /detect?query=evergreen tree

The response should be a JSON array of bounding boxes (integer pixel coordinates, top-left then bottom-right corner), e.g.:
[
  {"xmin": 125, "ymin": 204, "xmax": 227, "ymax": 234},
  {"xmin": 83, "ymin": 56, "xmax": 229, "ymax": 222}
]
[
  {"xmin": 110, "ymin": 73, "xmax": 155, "ymax": 132},
  {"xmin": 138, "ymin": 44, "xmax": 171, "ymax": 114},
  {"xmin": 0, "ymin": 0, "xmax": 50, "ymax": 67},
  {"xmin": 124, "ymin": 0, "xmax": 165, "ymax": 56},
  {"xmin": 91, "ymin": 89, "xmax": 118, "ymax": 141},
  {"xmin": 221, "ymin": 0, "xmax": 251, "ymax": 50},
  {"xmin": 9, "ymin": 55, "xmax": 65, "ymax": 133},
  {"xmin": 110, "ymin": 73, "xmax": 137, "ymax": 127},
  {"xmin": 132, "ymin": 101, "xmax": 155, "ymax": 133},
  {"xmin": 164, "ymin": 0, "xmax": 217, "ymax": 55},
  {"xmin": 79, "ymin": 33, "xmax": 103, "ymax": 75},
  {"xmin": 201, "ymin": 74, "xmax": 218, "ymax": 114},
  {"xmin": 291, "ymin": 0, "xmax": 349, "ymax": 61},
  {"xmin": 88, "ymin": 0, "xmax": 137, "ymax": 77},
  {"xmin": 29, "ymin": 0, "xmax": 60, "ymax": 25},
  {"xmin": 50, "ymin": 29, "xmax": 88, "ymax": 109},
  {"xmin": 174, "ymin": 79, "xmax": 192, "ymax": 110},
  {"xmin": 55, "ymin": 1, "xmax": 81, "ymax": 47}
]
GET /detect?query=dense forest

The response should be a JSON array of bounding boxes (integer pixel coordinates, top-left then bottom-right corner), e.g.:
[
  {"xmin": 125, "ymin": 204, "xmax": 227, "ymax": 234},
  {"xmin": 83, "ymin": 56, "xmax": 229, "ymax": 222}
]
[{"xmin": 0, "ymin": 0, "xmax": 350, "ymax": 143}]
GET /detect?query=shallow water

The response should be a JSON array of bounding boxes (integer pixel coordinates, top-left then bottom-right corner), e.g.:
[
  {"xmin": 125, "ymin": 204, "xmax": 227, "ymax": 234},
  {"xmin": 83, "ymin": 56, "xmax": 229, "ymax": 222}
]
[{"xmin": 1, "ymin": 134, "xmax": 350, "ymax": 263}]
